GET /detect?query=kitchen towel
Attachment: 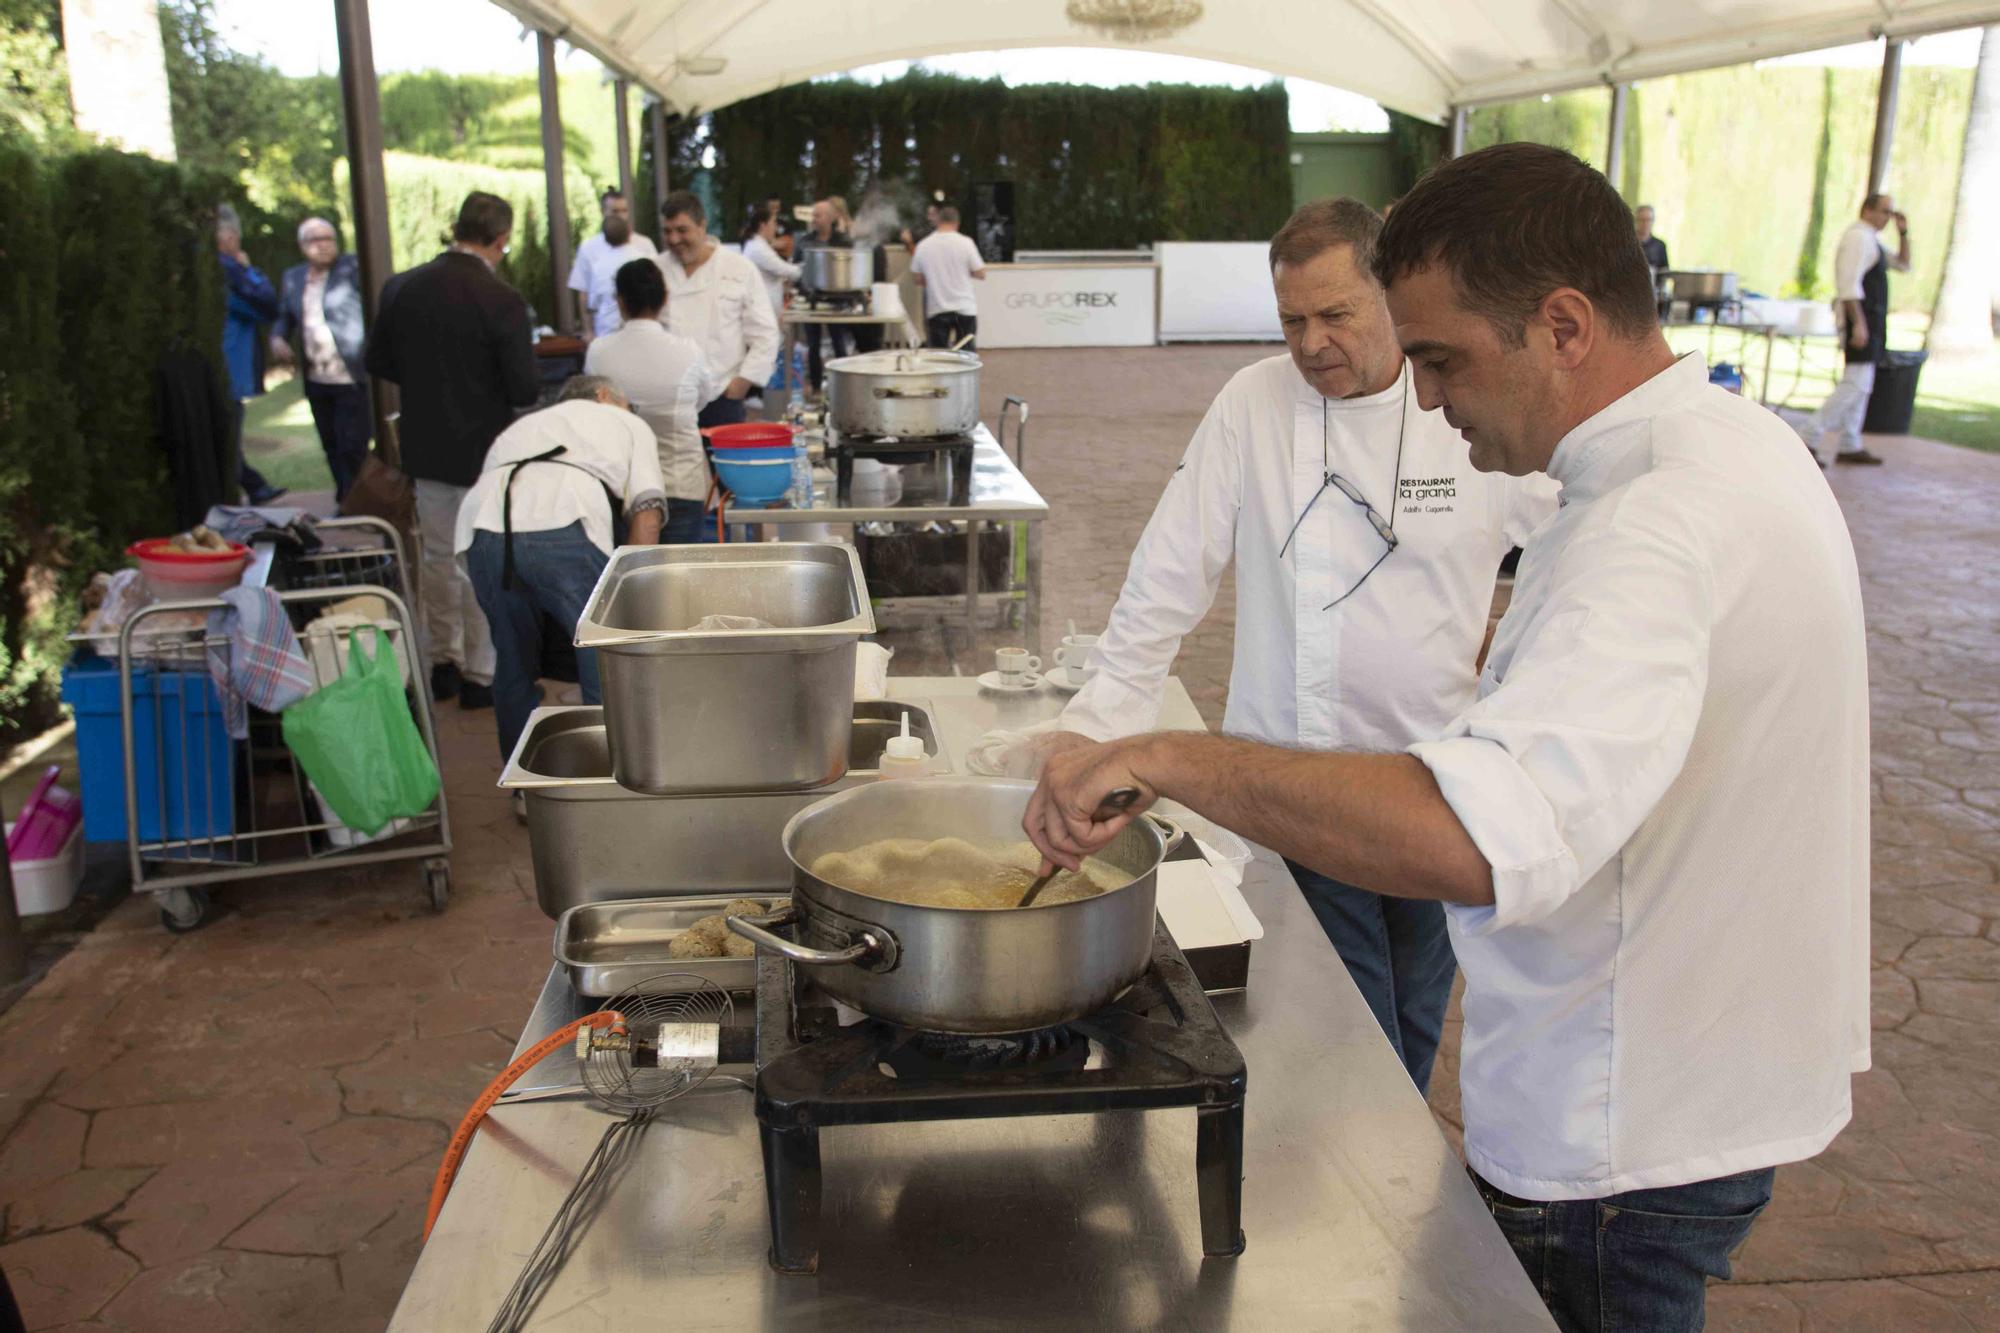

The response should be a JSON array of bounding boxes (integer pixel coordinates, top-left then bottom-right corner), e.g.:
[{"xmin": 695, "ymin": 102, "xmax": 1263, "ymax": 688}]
[{"xmin": 205, "ymin": 586, "xmax": 315, "ymax": 738}]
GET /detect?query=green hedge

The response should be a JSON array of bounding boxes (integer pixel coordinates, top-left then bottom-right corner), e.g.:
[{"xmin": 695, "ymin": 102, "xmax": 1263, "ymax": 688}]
[
  {"xmin": 1466, "ymin": 65, "xmax": 1973, "ymax": 312},
  {"xmin": 0, "ymin": 142, "xmax": 226, "ymax": 736},
  {"xmin": 643, "ymin": 71, "xmax": 1293, "ymax": 249}
]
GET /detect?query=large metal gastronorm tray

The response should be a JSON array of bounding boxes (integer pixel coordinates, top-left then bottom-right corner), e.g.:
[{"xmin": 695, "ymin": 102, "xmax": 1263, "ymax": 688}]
[{"xmin": 556, "ymin": 896, "xmax": 790, "ymax": 998}]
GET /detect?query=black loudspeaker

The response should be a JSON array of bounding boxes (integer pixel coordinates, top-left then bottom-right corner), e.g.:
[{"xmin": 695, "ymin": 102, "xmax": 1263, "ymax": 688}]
[{"xmin": 972, "ymin": 180, "xmax": 1015, "ymax": 264}]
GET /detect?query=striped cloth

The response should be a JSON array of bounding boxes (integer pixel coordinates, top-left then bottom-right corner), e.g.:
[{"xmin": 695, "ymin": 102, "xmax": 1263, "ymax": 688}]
[{"xmin": 205, "ymin": 587, "xmax": 314, "ymax": 739}]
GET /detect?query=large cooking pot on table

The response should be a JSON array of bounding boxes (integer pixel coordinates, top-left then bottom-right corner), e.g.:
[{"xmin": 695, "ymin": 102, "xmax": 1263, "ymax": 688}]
[
  {"xmin": 825, "ymin": 349, "xmax": 981, "ymax": 439},
  {"xmin": 727, "ymin": 778, "xmax": 1180, "ymax": 1033},
  {"xmin": 1663, "ymin": 269, "xmax": 1738, "ymax": 305},
  {"xmin": 798, "ymin": 244, "xmax": 874, "ymax": 294}
]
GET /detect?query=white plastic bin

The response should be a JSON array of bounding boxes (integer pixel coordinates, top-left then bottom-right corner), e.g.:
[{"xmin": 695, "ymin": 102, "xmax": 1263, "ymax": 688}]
[{"xmin": 7, "ymin": 820, "xmax": 84, "ymax": 915}]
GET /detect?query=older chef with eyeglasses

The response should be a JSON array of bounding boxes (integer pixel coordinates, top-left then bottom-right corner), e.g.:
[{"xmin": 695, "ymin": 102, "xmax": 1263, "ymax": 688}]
[{"xmin": 1034, "ymin": 198, "xmax": 1556, "ymax": 1094}]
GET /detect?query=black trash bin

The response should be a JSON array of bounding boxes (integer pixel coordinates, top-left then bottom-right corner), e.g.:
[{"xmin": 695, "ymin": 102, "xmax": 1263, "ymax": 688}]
[{"xmin": 1862, "ymin": 349, "xmax": 1928, "ymax": 435}]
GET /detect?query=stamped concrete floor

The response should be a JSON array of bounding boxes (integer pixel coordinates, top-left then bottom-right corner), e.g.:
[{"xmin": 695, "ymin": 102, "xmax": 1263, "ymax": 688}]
[{"xmin": 0, "ymin": 345, "xmax": 1996, "ymax": 1330}]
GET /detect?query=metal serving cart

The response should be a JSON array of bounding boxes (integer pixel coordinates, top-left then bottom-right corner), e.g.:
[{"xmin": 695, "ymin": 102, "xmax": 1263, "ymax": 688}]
[{"xmin": 110, "ymin": 516, "xmax": 452, "ymax": 931}]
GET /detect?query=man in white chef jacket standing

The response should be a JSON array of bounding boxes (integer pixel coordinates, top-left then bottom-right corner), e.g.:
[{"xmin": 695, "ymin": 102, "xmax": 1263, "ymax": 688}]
[
  {"xmin": 1041, "ymin": 198, "xmax": 1556, "ymax": 1094},
  {"xmin": 568, "ymin": 189, "xmax": 658, "ymax": 341},
  {"xmin": 1027, "ymin": 144, "xmax": 1870, "ymax": 1333},
  {"xmin": 654, "ymin": 190, "xmax": 781, "ymax": 431}
]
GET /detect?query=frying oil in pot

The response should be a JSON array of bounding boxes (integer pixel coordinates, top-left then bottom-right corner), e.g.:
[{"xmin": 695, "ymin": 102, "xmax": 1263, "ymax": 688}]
[{"xmin": 810, "ymin": 838, "xmax": 1131, "ymax": 910}]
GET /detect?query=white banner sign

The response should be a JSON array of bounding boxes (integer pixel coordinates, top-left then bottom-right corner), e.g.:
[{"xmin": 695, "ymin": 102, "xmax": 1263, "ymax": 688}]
[
  {"xmin": 976, "ymin": 265, "xmax": 1159, "ymax": 349},
  {"xmin": 1157, "ymin": 242, "xmax": 1283, "ymax": 343}
]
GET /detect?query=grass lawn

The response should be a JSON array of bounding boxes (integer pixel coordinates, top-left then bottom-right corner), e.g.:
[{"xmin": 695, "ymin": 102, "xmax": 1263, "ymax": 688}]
[
  {"xmin": 241, "ymin": 372, "xmax": 337, "ymax": 494},
  {"xmin": 1666, "ymin": 313, "xmax": 2000, "ymax": 455}
]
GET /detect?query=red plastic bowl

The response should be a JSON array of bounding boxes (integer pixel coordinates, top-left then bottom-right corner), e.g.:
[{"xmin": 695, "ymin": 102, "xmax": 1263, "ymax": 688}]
[
  {"xmin": 701, "ymin": 422, "xmax": 796, "ymax": 449},
  {"xmin": 127, "ymin": 537, "xmax": 251, "ymax": 600}
]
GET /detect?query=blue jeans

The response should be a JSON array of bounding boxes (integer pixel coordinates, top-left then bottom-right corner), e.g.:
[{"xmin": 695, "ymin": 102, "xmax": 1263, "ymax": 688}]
[
  {"xmin": 1471, "ymin": 1166, "xmax": 1775, "ymax": 1333},
  {"xmin": 1285, "ymin": 859, "xmax": 1455, "ymax": 1093},
  {"xmin": 464, "ymin": 523, "xmax": 607, "ymax": 759},
  {"xmin": 663, "ymin": 497, "xmax": 706, "ymax": 545}
]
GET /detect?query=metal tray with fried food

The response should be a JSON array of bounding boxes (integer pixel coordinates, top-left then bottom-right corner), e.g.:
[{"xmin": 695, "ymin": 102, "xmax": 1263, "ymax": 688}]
[{"xmin": 555, "ymin": 895, "xmax": 787, "ymax": 997}]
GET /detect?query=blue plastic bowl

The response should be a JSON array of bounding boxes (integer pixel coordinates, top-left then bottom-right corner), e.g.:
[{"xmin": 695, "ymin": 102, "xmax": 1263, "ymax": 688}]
[
  {"xmin": 710, "ymin": 444, "xmax": 794, "ymax": 462},
  {"xmin": 714, "ymin": 455, "xmax": 793, "ymax": 504}
]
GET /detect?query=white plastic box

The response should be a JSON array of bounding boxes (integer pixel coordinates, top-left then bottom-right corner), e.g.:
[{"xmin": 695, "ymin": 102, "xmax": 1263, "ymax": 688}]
[{"xmin": 6, "ymin": 820, "xmax": 84, "ymax": 915}]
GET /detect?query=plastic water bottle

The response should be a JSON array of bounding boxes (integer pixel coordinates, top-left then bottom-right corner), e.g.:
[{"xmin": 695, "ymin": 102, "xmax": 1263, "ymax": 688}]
[{"xmin": 790, "ymin": 431, "xmax": 815, "ymax": 509}]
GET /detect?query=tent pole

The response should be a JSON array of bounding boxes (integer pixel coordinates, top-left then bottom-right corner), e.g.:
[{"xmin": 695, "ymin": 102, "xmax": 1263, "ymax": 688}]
[
  {"xmin": 1868, "ymin": 38, "xmax": 1905, "ymax": 197},
  {"xmin": 1446, "ymin": 105, "xmax": 1467, "ymax": 159},
  {"xmin": 614, "ymin": 78, "xmax": 634, "ymax": 200},
  {"xmin": 332, "ymin": 0, "xmax": 398, "ymax": 458},
  {"xmin": 1605, "ymin": 83, "xmax": 1629, "ymax": 190},
  {"xmin": 650, "ymin": 98, "xmax": 671, "ymax": 214},
  {"xmin": 538, "ymin": 31, "xmax": 575, "ymax": 335}
]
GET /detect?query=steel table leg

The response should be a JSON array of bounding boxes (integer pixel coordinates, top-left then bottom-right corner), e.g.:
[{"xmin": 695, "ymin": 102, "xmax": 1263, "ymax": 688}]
[
  {"xmin": 760, "ymin": 1122, "xmax": 822, "ymax": 1275},
  {"xmin": 1196, "ymin": 1101, "xmax": 1247, "ymax": 1258},
  {"xmin": 1024, "ymin": 518, "xmax": 1043, "ymax": 657},
  {"xmin": 964, "ymin": 522, "xmax": 981, "ymax": 648}
]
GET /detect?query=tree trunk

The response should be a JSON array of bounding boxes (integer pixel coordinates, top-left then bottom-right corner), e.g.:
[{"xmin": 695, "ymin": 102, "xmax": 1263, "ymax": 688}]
[{"xmin": 1929, "ymin": 25, "xmax": 2000, "ymax": 356}]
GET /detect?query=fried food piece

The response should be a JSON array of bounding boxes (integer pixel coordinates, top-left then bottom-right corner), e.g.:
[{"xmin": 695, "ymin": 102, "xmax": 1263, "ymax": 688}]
[
  {"xmin": 722, "ymin": 899, "xmax": 767, "ymax": 919},
  {"xmin": 667, "ymin": 929, "xmax": 723, "ymax": 959},
  {"xmin": 723, "ymin": 932, "xmax": 757, "ymax": 958}
]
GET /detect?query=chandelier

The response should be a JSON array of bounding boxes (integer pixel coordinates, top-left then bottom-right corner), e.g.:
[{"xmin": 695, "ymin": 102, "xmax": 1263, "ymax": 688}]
[{"xmin": 1064, "ymin": 0, "xmax": 1204, "ymax": 42}]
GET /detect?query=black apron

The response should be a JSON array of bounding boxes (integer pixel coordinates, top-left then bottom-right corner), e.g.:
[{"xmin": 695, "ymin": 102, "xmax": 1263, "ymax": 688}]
[
  {"xmin": 500, "ymin": 445, "xmax": 623, "ymax": 590},
  {"xmin": 1848, "ymin": 239, "xmax": 1890, "ymax": 365}
]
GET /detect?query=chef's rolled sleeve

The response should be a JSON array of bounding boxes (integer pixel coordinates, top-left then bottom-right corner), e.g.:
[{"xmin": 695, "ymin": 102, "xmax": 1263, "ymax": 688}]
[{"xmin": 1409, "ymin": 501, "xmax": 1716, "ymax": 932}]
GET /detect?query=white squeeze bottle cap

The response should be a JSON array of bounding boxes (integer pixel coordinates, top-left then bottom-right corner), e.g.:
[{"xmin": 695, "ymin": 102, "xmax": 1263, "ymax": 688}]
[{"xmin": 877, "ymin": 711, "xmax": 930, "ymax": 779}]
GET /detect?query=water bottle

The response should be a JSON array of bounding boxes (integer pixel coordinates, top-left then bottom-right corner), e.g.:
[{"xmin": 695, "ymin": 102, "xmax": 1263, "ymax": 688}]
[{"xmin": 790, "ymin": 431, "xmax": 815, "ymax": 509}]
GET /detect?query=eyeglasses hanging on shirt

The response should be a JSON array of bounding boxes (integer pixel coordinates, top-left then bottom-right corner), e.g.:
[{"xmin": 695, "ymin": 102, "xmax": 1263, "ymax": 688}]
[{"xmin": 1278, "ymin": 374, "xmax": 1408, "ymax": 609}]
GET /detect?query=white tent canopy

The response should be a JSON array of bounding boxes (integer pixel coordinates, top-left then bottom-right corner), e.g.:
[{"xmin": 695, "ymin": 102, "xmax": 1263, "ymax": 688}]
[{"xmin": 490, "ymin": 0, "xmax": 2000, "ymax": 123}]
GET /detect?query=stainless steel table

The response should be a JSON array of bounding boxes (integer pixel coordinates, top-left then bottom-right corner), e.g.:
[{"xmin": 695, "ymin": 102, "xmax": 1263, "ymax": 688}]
[
  {"xmin": 392, "ymin": 680, "xmax": 1551, "ymax": 1331},
  {"xmin": 729, "ymin": 426, "xmax": 1049, "ymax": 654}
]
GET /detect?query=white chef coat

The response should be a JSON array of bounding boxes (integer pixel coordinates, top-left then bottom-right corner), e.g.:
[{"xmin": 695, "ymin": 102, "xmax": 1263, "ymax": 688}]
[
  {"xmin": 1411, "ymin": 353, "xmax": 1870, "ymax": 1201},
  {"xmin": 656, "ymin": 242, "xmax": 780, "ymax": 401},
  {"xmin": 1061, "ymin": 354, "xmax": 1554, "ymax": 752},
  {"xmin": 743, "ymin": 234, "xmax": 802, "ymax": 323},
  {"xmin": 1830, "ymin": 219, "xmax": 1885, "ymax": 305},
  {"xmin": 910, "ymin": 230, "xmax": 985, "ymax": 318},
  {"xmin": 568, "ymin": 232, "xmax": 660, "ymax": 338},
  {"xmin": 453, "ymin": 401, "xmax": 665, "ymax": 559},
  {"xmin": 584, "ymin": 319, "xmax": 716, "ymax": 503}
]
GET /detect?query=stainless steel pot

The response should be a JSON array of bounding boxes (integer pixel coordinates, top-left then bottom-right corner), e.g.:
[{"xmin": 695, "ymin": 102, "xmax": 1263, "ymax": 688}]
[
  {"xmin": 825, "ymin": 349, "xmax": 981, "ymax": 440},
  {"xmin": 798, "ymin": 244, "xmax": 873, "ymax": 294},
  {"xmin": 727, "ymin": 778, "xmax": 1178, "ymax": 1033},
  {"xmin": 1663, "ymin": 269, "xmax": 1738, "ymax": 305}
]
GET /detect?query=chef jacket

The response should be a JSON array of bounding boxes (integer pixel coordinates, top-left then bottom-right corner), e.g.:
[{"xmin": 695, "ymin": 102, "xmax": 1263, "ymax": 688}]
[
  {"xmin": 1061, "ymin": 354, "xmax": 1555, "ymax": 752},
  {"xmin": 584, "ymin": 319, "xmax": 715, "ymax": 503},
  {"xmin": 568, "ymin": 231, "xmax": 660, "ymax": 338},
  {"xmin": 743, "ymin": 234, "xmax": 802, "ymax": 323},
  {"xmin": 1411, "ymin": 353, "xmax": 1870, "ymax": 1201},
  {"xmin": 1831, "ymin": 219, "xmax": 1891, "ymax": 363},
  {"xmin": 453, "ymin": 401, "xmax": 665, "ymax": 560},
  {"xmin": 657, "ymin": 242, "xmax": 780, "ymax": 401}
]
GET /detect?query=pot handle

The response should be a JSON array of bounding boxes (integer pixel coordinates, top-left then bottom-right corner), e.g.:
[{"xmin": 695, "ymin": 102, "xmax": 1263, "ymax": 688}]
[
  {"xmin": 873, "ymin": 386, "xmax": 950, "ymax": 400},
  {"xmin": 726, "ymin": 908, "xmax": 884, "ymax": 968},
  {"xmin": 1143, "ymin": 812, "xmax": 1187, "ymax": 857}
]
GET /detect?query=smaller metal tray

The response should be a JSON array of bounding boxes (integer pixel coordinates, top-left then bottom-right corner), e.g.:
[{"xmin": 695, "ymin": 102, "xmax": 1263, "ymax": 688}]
[{"xmin": 556, "ymin": 895, "xmax": 789, "ymax": 997}]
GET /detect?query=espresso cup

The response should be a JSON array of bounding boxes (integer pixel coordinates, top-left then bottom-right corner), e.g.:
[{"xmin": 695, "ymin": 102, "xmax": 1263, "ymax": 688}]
[
  {"xmin": 995, "ymin": 647, "xmax": 1040, "ymax": 682},
  {"xmin": 1054, "ymin": 634, "xmax": 1098, "ymax": 669}
]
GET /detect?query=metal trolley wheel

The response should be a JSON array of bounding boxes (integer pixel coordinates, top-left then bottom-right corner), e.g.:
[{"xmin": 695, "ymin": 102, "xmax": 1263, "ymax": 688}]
[
  {"xmin": 423, "ymin": 858, "xmax": 451, "ymax": 913},
  {"xmin": 158, "ymin": 886, "xmax": 212, "ymax": 933}
]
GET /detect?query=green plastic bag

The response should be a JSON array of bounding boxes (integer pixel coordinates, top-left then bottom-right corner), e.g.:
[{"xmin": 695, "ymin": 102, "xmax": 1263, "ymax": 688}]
[{"xmin": 282, "ymin": 627, "xmax": 441, "ymax": 836}]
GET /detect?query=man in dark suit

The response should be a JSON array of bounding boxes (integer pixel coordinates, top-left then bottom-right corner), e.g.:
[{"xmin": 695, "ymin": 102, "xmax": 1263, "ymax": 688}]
[
  {"xmin": 365, "ymin": 191, "xmax": 539, "ymax": 709},
  {"xmin": 270, "ymin": 218, "xmax": 370, "ymax": 502}
]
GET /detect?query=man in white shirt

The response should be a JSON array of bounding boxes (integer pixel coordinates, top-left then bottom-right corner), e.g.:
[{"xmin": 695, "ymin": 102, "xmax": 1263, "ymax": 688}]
[
  {"xmin": 1808, "ymin": 192, "xmax": 1911, "ymax": 467},
  {"xmin": 568, "ymin": 190, "xmax": 658, "ymax": 340},
  {"xmin": 585, "ymin": 259, "xmax": 716, "ymax": 544},
  {"xmin": 1035, "ymin": 198, "xmax": 1554, "ymax": 1093},
  {"xmin": 457, "ymin": 376, "xmax": 665, "ymax": 760},
  {"xmin": 909, "ymin": 206, "xmax": 985, "ymax": 349},
  {"xmin": 1027, "ymin": 144, "xmax": 1869, "ymax": 1332},
  {"xmin": 654, "ymin": 190, "xmax": 780, "ymax": 430},
  {"xmin": 741, "ymin": 206, "xmax": 801, "ymax": 326}
]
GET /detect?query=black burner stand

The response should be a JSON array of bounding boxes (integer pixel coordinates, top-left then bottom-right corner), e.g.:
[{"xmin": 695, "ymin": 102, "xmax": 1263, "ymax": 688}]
[{"xmin": 751, "ymin": 921, "xmax": 1247, "ymax": 1274}]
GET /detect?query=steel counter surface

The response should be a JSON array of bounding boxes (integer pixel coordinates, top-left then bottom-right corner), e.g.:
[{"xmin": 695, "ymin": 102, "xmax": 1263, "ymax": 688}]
[
  {"xmin": 390, "ymin": 679, "xmax": 1552, "ymax": 1331},
  {"xmin": 743, "ymin": 424, "xmax": 1046, "ymax": 526}
]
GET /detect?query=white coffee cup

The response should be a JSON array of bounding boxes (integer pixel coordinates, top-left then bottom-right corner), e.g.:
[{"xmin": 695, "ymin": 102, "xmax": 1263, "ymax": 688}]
[
  {"xmin": 1054, "ymin": 634, "xmax": 1098, "ymax": 670},
  {"xmin": 995, "ymin": 647, "xmax": 1041, "ymax": 682}
]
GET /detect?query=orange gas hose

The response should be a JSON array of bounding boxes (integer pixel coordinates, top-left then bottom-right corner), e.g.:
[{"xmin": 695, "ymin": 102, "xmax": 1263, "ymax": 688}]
[{"xmin": 423, "ymin": 1009, "xmax": 625, "ymax": 1239}]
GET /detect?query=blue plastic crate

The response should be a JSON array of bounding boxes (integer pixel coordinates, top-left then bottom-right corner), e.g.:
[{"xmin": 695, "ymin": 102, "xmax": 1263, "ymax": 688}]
[{"xmin": 60, "ymin": 657, "xmax": 235, "ymax": 845}]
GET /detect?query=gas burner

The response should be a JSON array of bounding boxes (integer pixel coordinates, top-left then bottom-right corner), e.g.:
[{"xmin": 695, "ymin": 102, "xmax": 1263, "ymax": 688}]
[
  {"xmin": 907, "ymin": 1024, "xmax": 1082, "ymax": 1069},
  {"xmin": 829, "ymin": 429, "xmax": 977, "ymax": 505},
  {"xmin": 797, "ymin": 291, "xmax": 869, "ymax": 313},
  {"xmin": 750, "ymin": 922, "xmax": 1247, "ymax": 1274}
]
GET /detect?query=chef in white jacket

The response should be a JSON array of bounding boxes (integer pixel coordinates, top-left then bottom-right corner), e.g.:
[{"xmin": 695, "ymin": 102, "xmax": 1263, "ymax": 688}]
[
  {"xmin": 1028, "ymin": 144, "xmax": 1870, "ymax": 1333},
  {"xmin": 1045, "ymin": 198, "xmax": 1555, "ymax": 1093}
]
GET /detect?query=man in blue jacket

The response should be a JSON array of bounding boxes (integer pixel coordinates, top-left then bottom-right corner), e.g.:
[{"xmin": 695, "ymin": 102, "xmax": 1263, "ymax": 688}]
[
  {"xmin": 216, "ymin": 204, "xmax": 286, "ymax": 504},
  {"xmin": 269, "ymin": 218, "xmax": 370, "ymax": 502}
]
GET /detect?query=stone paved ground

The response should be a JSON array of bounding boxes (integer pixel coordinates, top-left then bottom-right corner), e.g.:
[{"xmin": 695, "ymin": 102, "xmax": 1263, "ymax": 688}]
[{"xmin": 0, "ymin": 345, "xmax": 1995, "ymax": 1330}]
